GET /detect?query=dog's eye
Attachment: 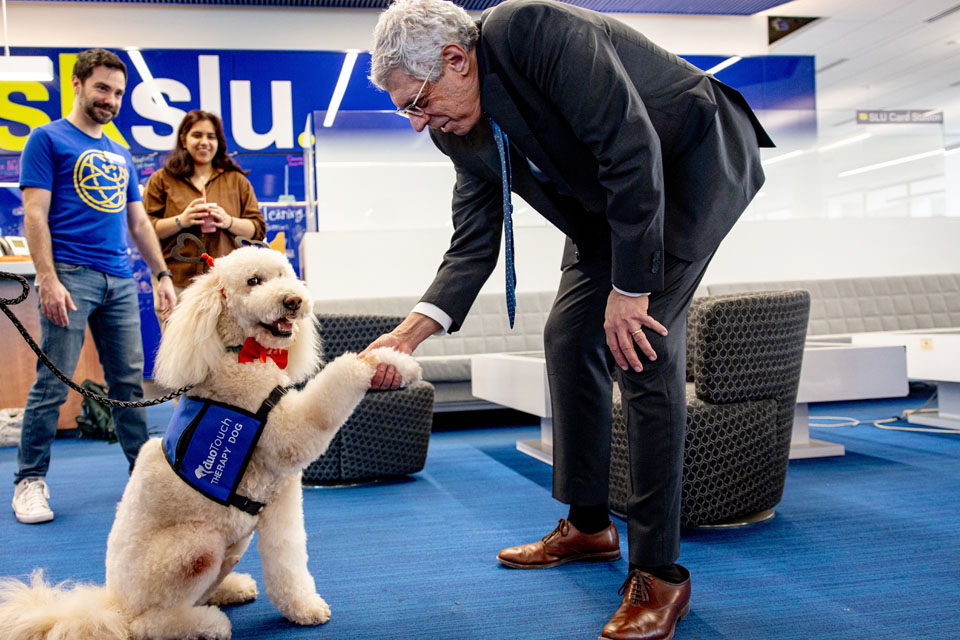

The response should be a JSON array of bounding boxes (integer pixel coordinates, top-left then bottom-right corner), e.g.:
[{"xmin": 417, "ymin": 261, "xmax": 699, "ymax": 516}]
[{"xmin": 247, "ymin": 276, "xmax": 261, "ymax": 286}]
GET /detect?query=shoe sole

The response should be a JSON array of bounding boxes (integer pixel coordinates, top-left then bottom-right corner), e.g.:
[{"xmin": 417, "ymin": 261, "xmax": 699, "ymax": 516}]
[
  {"xmin": 14, "ymin": 511, "xmax": 54, "ymax": 524},
  {"xmin": 598, "ymin": 601, "xmax": 690, "ymax": 640},
  {"xmin": 497, "ymin": 549, "xmax": 621, "ymax": 569}
]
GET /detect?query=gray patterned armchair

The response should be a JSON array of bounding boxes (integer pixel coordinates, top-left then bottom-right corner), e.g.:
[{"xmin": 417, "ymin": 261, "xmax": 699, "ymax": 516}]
[
  {"xmin": 609, "ymin": 290, "xmax": 811, "ymax": 527},
  {"xmin": 302, "ymin": 315, "xmax": 435, "ymax": 485}
]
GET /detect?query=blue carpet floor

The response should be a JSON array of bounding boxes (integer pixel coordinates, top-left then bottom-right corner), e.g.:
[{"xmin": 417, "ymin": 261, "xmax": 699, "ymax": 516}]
[{"xmin": 1, "ymin": 391, "xmax": 958, "ymax": 639}]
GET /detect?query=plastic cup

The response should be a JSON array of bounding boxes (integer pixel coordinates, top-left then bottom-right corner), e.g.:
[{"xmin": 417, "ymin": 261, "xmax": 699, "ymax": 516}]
[{"xmin": 201, "ymin": 203, "xmax": 217, "ymax": 232}]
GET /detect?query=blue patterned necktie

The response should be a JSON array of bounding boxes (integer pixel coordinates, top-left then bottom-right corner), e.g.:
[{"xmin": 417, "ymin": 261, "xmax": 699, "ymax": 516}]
[{"xmin": 489, "ymin": 117, "xmax": 517, "ymax": 328}]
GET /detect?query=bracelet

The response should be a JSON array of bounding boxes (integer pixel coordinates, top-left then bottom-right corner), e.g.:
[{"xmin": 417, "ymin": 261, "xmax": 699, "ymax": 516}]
[
  {"xmin": 156, "ymin": 269, "xmax": 173, "ymax": 281},
  {"xmin": 175, "ymin": 216, "xmax": 183, "ymax": 229},
  {"xmin": 227, "ymin": 216, "xmax": 234, "ymax": 231}
]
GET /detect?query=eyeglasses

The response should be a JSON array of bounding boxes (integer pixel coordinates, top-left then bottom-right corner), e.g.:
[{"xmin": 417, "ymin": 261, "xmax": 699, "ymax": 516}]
[{"xmin": 396, "ymin": 59, "xmax": 439, "ymax": 118}]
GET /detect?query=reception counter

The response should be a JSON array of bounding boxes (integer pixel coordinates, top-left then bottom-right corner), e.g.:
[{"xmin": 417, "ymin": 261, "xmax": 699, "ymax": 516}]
[{"xmin": 1, "ymin": 261, "xmax": 104, "ymax": 431}]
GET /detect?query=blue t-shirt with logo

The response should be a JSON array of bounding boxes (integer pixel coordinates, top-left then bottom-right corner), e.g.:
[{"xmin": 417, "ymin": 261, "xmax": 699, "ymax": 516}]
[{"xmin": 19, "ymin": 118, "xmax": 141, "ymax": 277}]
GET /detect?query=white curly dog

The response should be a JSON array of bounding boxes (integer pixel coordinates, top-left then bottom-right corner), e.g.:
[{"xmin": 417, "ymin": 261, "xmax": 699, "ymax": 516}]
[{"xmin": 0, "ymin": 245, "xmax": 421, "ymax": 639}]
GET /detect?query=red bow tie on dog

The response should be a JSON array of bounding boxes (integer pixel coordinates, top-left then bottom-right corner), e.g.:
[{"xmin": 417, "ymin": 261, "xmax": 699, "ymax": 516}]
[{"xmin": 237, "ymin": 337, "xmax": 288, "ymax": 369}]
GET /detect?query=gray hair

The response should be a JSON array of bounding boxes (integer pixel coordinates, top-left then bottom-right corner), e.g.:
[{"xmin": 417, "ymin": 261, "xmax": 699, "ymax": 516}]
[{"xmin": 370, "ymin": 0, "xmax": 479, "ymax": 90}]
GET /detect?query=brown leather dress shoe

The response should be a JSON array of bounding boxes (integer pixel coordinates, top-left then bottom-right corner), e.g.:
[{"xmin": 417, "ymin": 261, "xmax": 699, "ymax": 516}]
[
  {"xmin": 497, "ymin": 518, "xmax": 621, "ymax": 569},
  {"xmin": 599, "ymin": 568, "xmax": 691, "ymax": 640}
]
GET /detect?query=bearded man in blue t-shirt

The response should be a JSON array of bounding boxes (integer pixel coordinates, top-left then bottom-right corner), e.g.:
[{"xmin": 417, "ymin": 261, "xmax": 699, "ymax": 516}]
[{"xmin": 12, "ymin": 48, "xmax": 177, "ymax": 525}]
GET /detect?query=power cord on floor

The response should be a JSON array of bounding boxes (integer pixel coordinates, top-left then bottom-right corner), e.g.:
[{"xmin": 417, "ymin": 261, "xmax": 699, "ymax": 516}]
[{"xmin": 808, "ymin": 389, "xmax": 960, "ymax": 435}]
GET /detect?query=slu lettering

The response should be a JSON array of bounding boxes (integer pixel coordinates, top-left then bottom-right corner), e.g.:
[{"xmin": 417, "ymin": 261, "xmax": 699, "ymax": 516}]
[
  {"xmin": 230, "ymin": 79, "xmax": 294, "ymax": 150},
  {"xmin": 0, "ymin": 81, "xmax": 51, "ymax": 152},
  {"xmin": 128, "ymin": 54, "xmax": 294, "ymax": 152},
  {"xmin": 130, "ymin": 78, "xmax": 190, "ymax": 150},
  {"xmin": 198, "ymin": 55, "xmax": 222, "ymax": 116},
  {"xmin": 0, "ymin": 49, "xmax": 375, "ymax": 153}
]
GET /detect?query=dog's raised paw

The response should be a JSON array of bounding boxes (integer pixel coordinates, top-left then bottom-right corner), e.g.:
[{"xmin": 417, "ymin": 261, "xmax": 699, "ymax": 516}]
[
  {"xmin": 368, "ymin": 347, "xmax": 422, "ymax": 386},
  {"xmin": 282, "ymin": 593, "xmax": 331, "ymax": 626}
]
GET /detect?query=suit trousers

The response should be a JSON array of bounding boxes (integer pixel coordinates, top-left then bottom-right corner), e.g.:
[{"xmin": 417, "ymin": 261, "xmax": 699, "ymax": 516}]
[{"xmin": 543, "ymin": 238, "xmax": 712, "ymax": 566}]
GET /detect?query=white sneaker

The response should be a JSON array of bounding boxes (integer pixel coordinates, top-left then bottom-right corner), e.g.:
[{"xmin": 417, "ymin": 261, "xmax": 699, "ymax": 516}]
[{"xmin": 12, "ymin": 477, "xmax": 54, "ymax": 524}]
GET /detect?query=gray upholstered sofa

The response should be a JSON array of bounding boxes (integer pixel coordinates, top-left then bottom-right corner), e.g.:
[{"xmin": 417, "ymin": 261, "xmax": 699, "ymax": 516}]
[
  {"xmin": 314, "ymin": 273, "xmax": 960, "ymax": 412},
  {"xmin": 706, "ymin": 274, "xmax": 960, "ymax": 338}
]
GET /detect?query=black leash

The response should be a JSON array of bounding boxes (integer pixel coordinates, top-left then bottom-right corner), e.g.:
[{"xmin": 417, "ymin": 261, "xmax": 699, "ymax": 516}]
[{"xmin": 0, "ymin": 270, "xmax": 190, "ymax": 408}]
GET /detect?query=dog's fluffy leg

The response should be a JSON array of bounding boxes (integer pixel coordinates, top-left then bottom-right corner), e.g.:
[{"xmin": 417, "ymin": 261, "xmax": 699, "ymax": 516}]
[
  {"xmin": 262, "ymin": 349, "xmax": 421, "ymax": 473},
  {"xmin": 204, "ymin": 570, "xmax": 258, "ymax": 607},
  {"xmin": 261, "ymin": 352, "xmax": 376, "ymax": 472},
  {"xmin": 289, "ymin": 351, "xmax": 378, "ymax": 435},
  {"xmin": 128, "ymin": 604, "xmax": 231, "ymax": 640},
  {"xmin": 257, "ymin": 474, "xmax": 331, "ymax": 625},
  {"xmin": 199, "ymin": 555, "xmax": 258, "ymax": 608},
  {"xmin": 197, "ymin": 554, "xmax": 240, "ymax": 606},
  {"xmin": 201, "ymin": 534, "xmax": 258, "ymax": 607},
  {"xmin": 110, "ymin": 522, "xmax": 230, "ymax": 638}
]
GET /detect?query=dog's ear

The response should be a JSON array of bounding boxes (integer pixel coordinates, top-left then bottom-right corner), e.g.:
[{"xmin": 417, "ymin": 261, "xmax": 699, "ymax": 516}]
[
  {"xmin": 153, "ymin": 270, "xmax": 225, "ymax": 389},
  {"xmin": 283, "ymin": 312, "xmax": 320, "ymax": 384}
]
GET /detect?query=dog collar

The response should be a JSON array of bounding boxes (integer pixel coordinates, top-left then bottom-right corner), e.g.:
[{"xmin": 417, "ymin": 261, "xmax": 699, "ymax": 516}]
[{"xmin": 227, "ymin": 338, "xmax": 288, "ymax": 369}]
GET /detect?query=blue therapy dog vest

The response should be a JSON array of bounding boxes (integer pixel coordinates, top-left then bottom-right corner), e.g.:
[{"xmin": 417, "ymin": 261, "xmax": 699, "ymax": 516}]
[{"xmin": 162, "ymin": 387, "xmax": 287, "ymax": 515}]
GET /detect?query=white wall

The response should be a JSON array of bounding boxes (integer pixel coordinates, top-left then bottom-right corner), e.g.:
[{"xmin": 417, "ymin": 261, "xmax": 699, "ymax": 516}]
[
  {"xmin": 14, "ymin": 1, "xmax": 960, "ymax": 303},
  {"xmin": 705, "ymin": 218, "xmax": 960, "ymax": 285},
  {"xmin": 302, "ymin": 216, "xmax": 960, "ymax": 303},
  {"xmin": 301, "ymin": 226, "xmax": 566, "ymax": 301}
]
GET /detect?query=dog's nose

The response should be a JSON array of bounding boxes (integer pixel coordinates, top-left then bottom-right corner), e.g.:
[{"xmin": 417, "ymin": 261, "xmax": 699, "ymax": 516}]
[{"xmin": 283, "ymin": 296, "xmax": 302, "ymax": 312}]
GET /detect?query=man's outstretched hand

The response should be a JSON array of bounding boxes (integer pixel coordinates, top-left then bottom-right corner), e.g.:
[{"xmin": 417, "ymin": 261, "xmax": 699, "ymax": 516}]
[
  {"xmin": 359, "ymin": 311, "xmax": 441, "ymax": 390},
  {"xmin": 360, "ymin": 333, "xmax": 412, "ymax": 390}
]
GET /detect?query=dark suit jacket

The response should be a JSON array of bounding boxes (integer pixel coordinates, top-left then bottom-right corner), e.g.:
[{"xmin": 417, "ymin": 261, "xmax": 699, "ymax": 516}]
[{"xmin": 421, "ymin": 0, "xmax": 773, "ymax": 331}]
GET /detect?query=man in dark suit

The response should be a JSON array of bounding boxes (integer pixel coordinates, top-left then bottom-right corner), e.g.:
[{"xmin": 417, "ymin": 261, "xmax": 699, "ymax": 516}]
[{"xmin": 365, "ymin": 1, "xmax": 773, "ymax": 637}]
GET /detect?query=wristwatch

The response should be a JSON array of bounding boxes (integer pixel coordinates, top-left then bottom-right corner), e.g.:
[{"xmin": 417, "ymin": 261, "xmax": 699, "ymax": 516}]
[{"xmin": 156, "ymin": 270, "xmax": 173, "ymax": 281}]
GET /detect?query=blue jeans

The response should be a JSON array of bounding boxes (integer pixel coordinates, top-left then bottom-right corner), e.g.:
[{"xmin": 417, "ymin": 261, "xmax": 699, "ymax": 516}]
[{"xmin": 16, "ymin": 262, "xmax": 148, "ymax": 482}]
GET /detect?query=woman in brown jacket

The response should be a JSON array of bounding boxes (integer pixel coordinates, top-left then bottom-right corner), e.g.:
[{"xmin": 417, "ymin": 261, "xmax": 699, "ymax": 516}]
[{"xmin": 144, "ymin": 110, "xmax": 266, "ymax": 326}]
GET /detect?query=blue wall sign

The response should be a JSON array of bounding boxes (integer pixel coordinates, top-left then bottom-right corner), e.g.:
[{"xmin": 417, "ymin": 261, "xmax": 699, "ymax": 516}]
[{"xmin": 0, "ymin": 48, "xmax": 393, "ymax": 155}]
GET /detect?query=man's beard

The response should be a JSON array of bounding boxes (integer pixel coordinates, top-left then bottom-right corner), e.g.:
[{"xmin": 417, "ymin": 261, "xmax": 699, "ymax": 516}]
[{"xmin": 82, "ymin": 98, "xmax": 116, "ymax": 125}]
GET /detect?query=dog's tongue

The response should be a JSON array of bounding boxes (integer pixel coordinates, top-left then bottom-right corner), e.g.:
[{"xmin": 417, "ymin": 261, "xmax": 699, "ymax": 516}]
[{"xmin": 275, "ymin": 319, "xmax": 293, "ymax": 332}]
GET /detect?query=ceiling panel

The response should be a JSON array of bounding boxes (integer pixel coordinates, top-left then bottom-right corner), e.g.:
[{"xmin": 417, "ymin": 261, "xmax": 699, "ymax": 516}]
[
  {"xmin": 23, "ymin": 0, "xmax": 795, "ymax": 15},
  {"xmin": 765, "ymin": 0, "xmax": 960, "ymax": 129}
]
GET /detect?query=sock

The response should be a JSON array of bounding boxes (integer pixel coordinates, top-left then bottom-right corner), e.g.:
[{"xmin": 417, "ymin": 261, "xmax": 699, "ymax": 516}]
[
  {"xmin": 567, "ymin": 504, "xmax": 611, "ymax": 534},
  {"xmin": 630, "ymin": 562, "xmax": 688, "ymax": 584}
]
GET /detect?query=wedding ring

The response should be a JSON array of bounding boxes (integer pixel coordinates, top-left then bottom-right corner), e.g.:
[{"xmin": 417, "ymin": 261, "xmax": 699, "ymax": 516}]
[{"xmin": 631, "ymin": 329, "xmax": 643, "ymax": 336}]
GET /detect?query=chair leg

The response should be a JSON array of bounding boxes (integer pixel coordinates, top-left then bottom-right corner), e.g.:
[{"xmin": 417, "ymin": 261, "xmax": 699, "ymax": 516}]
[{"xmin": 687, "ymin": 508, "xmax": 776, "ymax": 529}]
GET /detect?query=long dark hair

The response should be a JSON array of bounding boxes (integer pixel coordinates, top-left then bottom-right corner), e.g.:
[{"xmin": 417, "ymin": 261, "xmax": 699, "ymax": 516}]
[{"xmin": 164, "ymin": 110, "xmax": 248, "ymax": 179}]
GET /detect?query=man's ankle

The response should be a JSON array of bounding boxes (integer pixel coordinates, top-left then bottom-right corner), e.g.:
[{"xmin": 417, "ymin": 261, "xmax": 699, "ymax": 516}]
[
  {"xmin": 567, "ymin": 504, "xmax": 611, "ymax": 535},
  {"xmin": 629, "ymin": 562, "xmax": 689, "ymax": 584}
]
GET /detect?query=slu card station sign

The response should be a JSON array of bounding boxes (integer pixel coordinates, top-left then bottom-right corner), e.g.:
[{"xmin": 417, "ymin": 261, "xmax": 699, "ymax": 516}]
[{"xmin": 857, "ymin": 110, "xmax": 943, "ymax": 125}]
